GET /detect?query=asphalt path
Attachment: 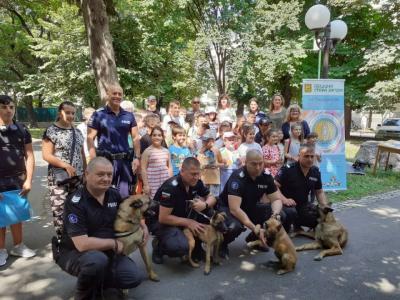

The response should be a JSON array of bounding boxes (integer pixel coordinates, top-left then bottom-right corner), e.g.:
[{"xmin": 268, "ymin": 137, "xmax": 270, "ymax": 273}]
[{"xmin": 0, "ymin": 143, "xmax": 399, "ymax": 300}]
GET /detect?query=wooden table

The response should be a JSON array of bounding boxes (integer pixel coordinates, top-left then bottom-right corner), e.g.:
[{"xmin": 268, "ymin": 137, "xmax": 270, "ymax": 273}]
[{"xmin": 372, "ymin": 141, "xmax": 400, "ymax": 175}]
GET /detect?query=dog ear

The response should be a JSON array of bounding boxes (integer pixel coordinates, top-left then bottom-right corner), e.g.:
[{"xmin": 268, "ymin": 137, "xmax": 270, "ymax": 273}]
[
  {"xmin": 276, "ymin": 223, "xmax": 282, "ymax": 231},
  {"xmin": 219, "ymin": 211, "xmax": 227, "ymax": 218},
  {"xmin": 130, "ymin": 200, "xmax": 143, "ymax": 209},
  {"xmin": 323, "ymin": 206, "xmax": 334, "ymax": 213}
]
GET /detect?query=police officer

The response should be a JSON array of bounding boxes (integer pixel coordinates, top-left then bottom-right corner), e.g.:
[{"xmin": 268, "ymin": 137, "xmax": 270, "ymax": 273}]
[
  {"xmin": 150, "ymin": 157, "xmax": 216, "ymax": 264},
  {"xmin": 56, "ymin": 157, "xmax": 144, "ymax": 299},
  {"xmin": 0, "ymin": 95, "xmax": 36, "ymax": 266},
  {"xmin": 218, "ymin": 149, "xmax": 290, "ymax": 259},
  {"xmin": 87, "ymin": 83, "xmax": 141, "ymax": 198},
  {"xmin": 275, "ymin": 144, "xmax": 329, "ymax": 230}
]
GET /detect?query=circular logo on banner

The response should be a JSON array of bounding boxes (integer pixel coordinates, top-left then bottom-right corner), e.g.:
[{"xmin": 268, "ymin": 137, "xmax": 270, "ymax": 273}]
[
  {"xmin": 311, "ymin": 113, "xmax": 342, "ymax": 152},
  {"xmin": 68, "ymin": 213, "xmax": 78, "ymax": 224}
]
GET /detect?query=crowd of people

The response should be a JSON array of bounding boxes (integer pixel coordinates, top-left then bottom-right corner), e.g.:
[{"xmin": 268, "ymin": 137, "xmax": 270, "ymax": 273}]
[{"xmin": 0, "ymin": 85, "xmax": 328, "ymax": 299}]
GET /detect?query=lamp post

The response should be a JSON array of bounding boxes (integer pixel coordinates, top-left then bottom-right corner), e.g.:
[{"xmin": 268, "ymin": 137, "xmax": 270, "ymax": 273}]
[{"xmin": 305, "ymin": 3, "xmax": 348, "ymax": 79}]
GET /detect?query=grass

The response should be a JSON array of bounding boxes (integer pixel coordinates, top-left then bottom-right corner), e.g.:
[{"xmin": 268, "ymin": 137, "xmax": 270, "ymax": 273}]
[
  {"xmin": 328, "ymin": 139, "xmax": 400, "ymax": 202},
  {"xmin": 29, "ymin": 128, "xmax": 45, "ymax": 139}
]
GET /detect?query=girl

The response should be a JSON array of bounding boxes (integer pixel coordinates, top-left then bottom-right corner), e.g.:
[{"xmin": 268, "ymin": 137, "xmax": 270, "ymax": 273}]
[
  {"xmin": 219, "ymin": 131, "xmax": 239, "ymax": 193},
  {"xmin": 237, "ymin": 124, "xmax": 262, "ymax": 166},
  {"xmin": 277, "ymin": 129, "xmax": 285, "ymax": 162},
  {"xmin": 141, "ymin": 126, "xmax": 173, "ymax": 199},
  {"xmin": 262, "ymin": 129, "xmax": 282, "ymax": 177},
  {"xmin": 217, "ymin": 94, "xmax": 236, "ymax": 124},
  {"xmin": 248, "ymin": 97, "xmax": 266, "ymax": 124},
  {"xmin": 281, "ymin": 104, "xmax": 310, "ymax": 140},
  {"xmin": 42, "ymin": 101, "xmax": 86, "ymax": 236},
  {"xmin": 268, "ymin": 94, "xmax": 287, "ymax": 130},
  {"xmin": 284, "ymin": 122, "xmax": 303, "ymax": 165},
  {"xmin": 206, "ymin": 107, "xmax": 219, "ymax": 133}
]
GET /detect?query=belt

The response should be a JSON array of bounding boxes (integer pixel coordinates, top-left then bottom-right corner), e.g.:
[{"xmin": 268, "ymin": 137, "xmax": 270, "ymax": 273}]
[{"xmin": 110, "ymin": 153, "xmax": 128, "ymax": 160}]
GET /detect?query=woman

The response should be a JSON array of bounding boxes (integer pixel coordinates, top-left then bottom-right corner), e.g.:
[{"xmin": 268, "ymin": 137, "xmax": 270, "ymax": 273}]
[
  {"xmin": 268, "ymin": 94, "xmax": 287, "ymax": 130},
  {"xmin": 281, "ymin": 104, "xmax": 310, "ymax": 140},
  {"xmin": 217, "ymin": 94, "xmax": 236, "ymax": 124},
  {"xmin": 247, "ymin": 97, "xmax": 266, "ymax": 124},
  {"xmin": 42, "ymin": 101, "xmax": 86, "ymax": 236}
]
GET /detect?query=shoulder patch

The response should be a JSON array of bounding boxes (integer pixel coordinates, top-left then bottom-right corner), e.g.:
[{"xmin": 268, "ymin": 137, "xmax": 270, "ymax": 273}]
[
  {"xmin": 68, "ymin": 213, "xmax": 78, "ymax": 224},
  {"xmin": 239, "ymin": 171, "xmax": 245, "ymax": 178},
  {"xmin": 264, "ymin": 169, "xmax": 271, "ymax": 175},
  {"xmin": 231, "ymin": 181, "xmax": 239, "ymax": 190},
  {"xmin": 171, "ymin": 179, "xmax": 178, "ymax": 186},
  {"xmin": 96, "ymin": 107, "xmax": 105, "ymax": 112},
  {"xmin": 71, "ymin": 195, "xmax": 81, "ymax": 203}
]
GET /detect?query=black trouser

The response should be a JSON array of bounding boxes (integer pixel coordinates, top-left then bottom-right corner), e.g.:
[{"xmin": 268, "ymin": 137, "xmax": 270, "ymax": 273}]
[
  {"xmin": 57, "ymin": 250, "xmax": 142, "ymax": 300},
  {"xmin": 155, "ymin": 226, "xmax": 190, "ymax": 258},
  {"xmin": 292, "ymin": 203, "xmax": 319, "ymax": 229},
  {"xmin": 219, "ymin": 203, "xmax": 295, "ymax": 245}
]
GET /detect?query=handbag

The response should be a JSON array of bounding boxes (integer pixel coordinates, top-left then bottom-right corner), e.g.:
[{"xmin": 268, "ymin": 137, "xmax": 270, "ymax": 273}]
[{"xmin": 52, "ymin": 128, "xmax": 76, "ymax": 186}]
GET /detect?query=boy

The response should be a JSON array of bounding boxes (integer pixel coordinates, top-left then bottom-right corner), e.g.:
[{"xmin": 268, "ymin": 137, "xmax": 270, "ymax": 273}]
[
  {"xmin": 169, "ymin": 126, "xmax": 192, "ymax": 176},
  {"xmin": 306, "ymin": 132, "xmax": 322, "ymax": 167}
]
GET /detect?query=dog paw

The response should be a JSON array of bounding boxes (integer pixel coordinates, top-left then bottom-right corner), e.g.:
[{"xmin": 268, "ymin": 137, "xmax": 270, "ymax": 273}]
[
  {"xmin": 190, "ymin": 262, "xmax": 200, "ymax": 268},
  {"xmin": 204, "ymin": 270, "xmax": 211, "ymax": 276},
  {"xmin": 149, "ymin": 273, "xmax": 160, "ymax": 282},
  {"xmin": 313, "ymin": 255, "xmax": 323, "ymax": 261},
  {"xmin": 277, "ymin": 269, "xmax": 289, "ymax": 275}
]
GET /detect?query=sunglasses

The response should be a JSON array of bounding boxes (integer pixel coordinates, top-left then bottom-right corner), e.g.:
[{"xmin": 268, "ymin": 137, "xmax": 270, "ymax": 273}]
[{"xmin": 192, "ymin": 102, "xmax": 200, "ymax": 104}]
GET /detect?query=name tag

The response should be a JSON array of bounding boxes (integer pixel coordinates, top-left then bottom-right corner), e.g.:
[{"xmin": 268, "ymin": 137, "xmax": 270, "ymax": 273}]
[
  {"xmin": 108, "ymin": 202, "xmax": 118, "ymax": 208},
  {"xmin": 258, "ymin": 184, "xmax": 268, "ymax": 189},
  {"xmin": 121, "ymin": 120, "xmax": 130, "ymax": 124},
  {"xmin": 309, "ymin": 177, "xmax": 318, "ymax": 182}
]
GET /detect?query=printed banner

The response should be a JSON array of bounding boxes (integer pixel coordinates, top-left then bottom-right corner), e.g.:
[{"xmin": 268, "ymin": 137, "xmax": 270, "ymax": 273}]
[{"xmin": 302, "ymin": 79, "xmax": 347, "ymax": 190}]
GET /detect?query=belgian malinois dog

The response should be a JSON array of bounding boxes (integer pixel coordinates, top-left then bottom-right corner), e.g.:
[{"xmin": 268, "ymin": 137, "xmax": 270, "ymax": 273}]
[
  {"xmin": 114, "ymin": 194, "xmax": 159, "ymax": 281},
  {"xmin": 295, "ymin": 206, "xmax": 348, "ymax": 261}
]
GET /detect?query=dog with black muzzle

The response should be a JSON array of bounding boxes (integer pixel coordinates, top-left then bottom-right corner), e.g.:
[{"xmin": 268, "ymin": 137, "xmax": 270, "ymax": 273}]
[
  {"xmin": 183, "ymin": 199, "xmax": 227, "ymax": 275},
  {"xmin": 295, "ymin": 205, "xmax": 348, "ymax": 261},
  {"xmin": 247, "ymin": 217, "xmax": 297, "ymax": 275},
  {"xmin": 114, "ymin": 194, "xmax": 159, "ymax": 281}
]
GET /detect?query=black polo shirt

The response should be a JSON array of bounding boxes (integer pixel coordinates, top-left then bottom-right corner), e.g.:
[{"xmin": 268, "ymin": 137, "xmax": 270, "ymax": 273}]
[
  {"xmin": 275, "ymin": 162, "xmax": 322, "ymax": 207},
  {"xmin": 0, "ymin": 122, "xmax": 31, "ymax": 178},
  {"xmin": 219, "ymin": 167, "xmax": 277, "ymax": 216},
  {"xmin": 154, "ymin": 175, "xmax": 210, "ymax": 219},
  {"xmin": 60, "ymin": 186, "xmax": 122, "ymax": 251}
]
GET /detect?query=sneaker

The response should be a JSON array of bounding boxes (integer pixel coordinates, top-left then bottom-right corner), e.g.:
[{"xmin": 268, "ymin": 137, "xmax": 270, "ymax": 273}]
[
  {"xmin": 151, "ymin": 238, "xmax": 163, "ymax": 265},
  {"xmin": 0, "ymin": 249, "xmax": 8, "ymax": 266},
  {"xmin": 10, "ymin": 243, "xmax": 36, "ymax": 258},
  {"xmin": 218, "ymin": 243, "xmax": 229, "ymax": 260}
]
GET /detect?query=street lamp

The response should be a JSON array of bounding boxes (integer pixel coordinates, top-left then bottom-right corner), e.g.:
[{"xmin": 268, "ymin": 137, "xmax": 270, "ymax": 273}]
[{"xmin": 305, "ymin": 3, "xmax": 348, "ymax": 79}]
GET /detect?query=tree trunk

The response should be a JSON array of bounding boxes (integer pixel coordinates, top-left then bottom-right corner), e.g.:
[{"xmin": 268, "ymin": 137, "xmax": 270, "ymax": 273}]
[
  {"xmin": 80, "ymin": 0, "xmax": 118, "ymax": 103},
  {"xmin": 344, "ymin": 104, "xmax": 351, "ymax": 139},
  {"xmin": 367, "ymin": 110, "xmax": 373, "ymax": 129},
  {"xmin": 280, "ymin": 74, "xmax": 292, "ymax": 108},
  {"xmin": 23, "ymin": 96, "xmax": 38, "ymax": 127}
]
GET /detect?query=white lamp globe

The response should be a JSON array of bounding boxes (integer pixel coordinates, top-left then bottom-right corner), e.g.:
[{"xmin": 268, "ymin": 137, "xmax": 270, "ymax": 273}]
[
  {"xmin": 305, "ymin": 4, "xmax": 331, "ymax": 30},
  {"xmin": 330, "ymin": 19, "xmax": 348, "ymax": 40}
]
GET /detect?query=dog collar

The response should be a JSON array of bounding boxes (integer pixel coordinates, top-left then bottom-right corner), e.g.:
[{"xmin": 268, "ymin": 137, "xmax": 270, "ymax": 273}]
[{"xmin": 114, "ymin": 231, "xmax": 136, "ymax": 238}]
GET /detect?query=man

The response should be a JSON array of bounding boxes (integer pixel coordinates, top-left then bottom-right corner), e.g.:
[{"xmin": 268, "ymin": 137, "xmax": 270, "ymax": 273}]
[
  {"xmin": 149, "ymin": 157, "xmax": 216, "ymax": 264},
  {"xmin": 217, "ymin": 150, "xmax": 291, "ymax": 259},
  {"xmin": 275, "ymin": 144, "xmax": 329, "ymax": 230},
  {"xmin": 255, "ymin": 117, "xmax": 272, "ymax": 145},
  {"xmin": 0, "ymin": 95, "xmax": 36, "ymax": 266},
  {"xmin": 186, "ymin": 97, "xmax": 203, "ymax": 127},
  {"xmin": 56, "ymin": 157, "xmax": 145, "ymax": 299},
  {"xmin": 145, "ymin": 95, "xmax": 161, "ymax": 120},
  {"xmin": 87, "ymin": 84, "xmax": 141, "ymax": 198},
  {"xmin": 161, "ymin": 100, "xmax": 185, "ymax": 131}
]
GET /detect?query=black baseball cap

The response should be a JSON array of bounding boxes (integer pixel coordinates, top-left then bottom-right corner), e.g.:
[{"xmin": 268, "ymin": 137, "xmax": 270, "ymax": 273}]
[{"xmin": 258, "ymin": 117, "xmax": 272, "ymax": 126}]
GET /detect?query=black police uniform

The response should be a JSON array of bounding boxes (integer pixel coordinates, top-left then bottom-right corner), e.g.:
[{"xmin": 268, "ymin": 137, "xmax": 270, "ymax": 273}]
[
  {"xmin": 275, "ymin": 162, "xmax": 322, "ymax": 228},
  {"xmin": 56, "ymin": 186, "xmax": 141, "ymax": 300},
  {"xmin": 151, "ymin": 175, "xmax": 210, "ymax": 258},
  {"xmin": 218, "ymin": 167, "xmax": 292, "ymax": 245},
  {"xmin": 0, "ymin": 122, "xmax": 31, "ymax": 192},
  {"xmin": 88, "ymin": 106, "xmax": 138, "ymax": 198}
]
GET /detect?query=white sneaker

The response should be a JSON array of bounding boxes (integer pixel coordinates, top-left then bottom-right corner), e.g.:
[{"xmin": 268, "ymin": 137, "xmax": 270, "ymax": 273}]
[
  {"xmin": 10, "ymin": 243, "xmax": 36, "ymax": 258},
  {"xmin": 0, "ymin": 249, "xmax": 8, "ymax": 266}
]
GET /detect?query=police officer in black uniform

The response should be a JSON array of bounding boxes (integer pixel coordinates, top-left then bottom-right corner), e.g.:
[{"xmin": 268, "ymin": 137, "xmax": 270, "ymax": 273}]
[
  {"xmin": 218, "ymin": 149, "xmax": 290, "ymax": 259},
  {"xmin": 275, "ymin": 144, "xmax": 329, "ymax": 230},
  {"xmin": 149, "ymin": 157, "xmax": 216, "ymax": 264},
  {"xmin": 56, "ymin": 157, "xmax": 143, "ymax": 299}
]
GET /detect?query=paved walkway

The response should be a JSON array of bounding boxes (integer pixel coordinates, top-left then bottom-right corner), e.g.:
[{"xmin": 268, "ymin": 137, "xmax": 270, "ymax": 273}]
[{"xmin": 1, "ymin": 147, "xmax": 399, "ymax": 300}]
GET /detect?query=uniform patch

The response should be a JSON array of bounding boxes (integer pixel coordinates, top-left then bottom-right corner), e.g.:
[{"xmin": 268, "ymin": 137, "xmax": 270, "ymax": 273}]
[
  {"xmin": 258, "ymin": 184, "xmax": 268, "ymax": 189},
  {"xmin": 71, "ymin": 195, "xmax": 81, "ymax": 203},
  {"xmin": 309, "ymin": 177, "xmax": 318, "ymax": 182},
  {"xmin": 239, "ymin": 171, "xmax": 245, "ymax": 178},
  {"xmin": 108, "ymin": 202, "xmax": 118, "ymax": 208},
  {"xmin": 264, "ymin": 169, "xmax": 271, "ymax": 175},
  {"xmin": 171, "ymin": 179, "xmax": 178, "ymax": 186},
  {"xmin": 231, "ymin": 181, "xmax": 239, "ymax": 190},
  {"xmin": 68, "ymin": 213, "xmax": 78, "ymax": 224},
  {"xmin": 161, "ymin": 192, "xmax": 171, "ymax": 200}
]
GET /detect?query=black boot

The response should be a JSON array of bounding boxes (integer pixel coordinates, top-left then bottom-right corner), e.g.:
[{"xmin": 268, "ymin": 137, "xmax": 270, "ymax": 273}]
[{"xmin": 152, "ymin": 238, "xmax": 163, "ymax": 264}]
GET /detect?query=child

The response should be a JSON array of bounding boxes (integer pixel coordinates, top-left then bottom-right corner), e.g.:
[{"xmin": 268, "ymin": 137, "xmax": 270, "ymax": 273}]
[
  {"xmin": 169, "ymin": 126, "xmax": 192, "ymax": 176},
  {"xmin": 306, "ymin": 132, "xmax": 322, "ymax": 167},
  {"xmin": 197, "ymin": 130, "xmax": 225, "ymax": 196},
  {"xmin": 141, "ymin": 126, "xmax": 173, "ymax": 199},
  {"xmin": 237, "ymin": 124, "xmax": 262, "ymax": 166},
  {"xmin": 140, "ymin": 113, "xmax": 164, "ymax": 154},
  {"xmin": 219, "ymin": 131, "xmax": 239, "ymax": 192},
  {"xmin": 262, "ymin": 129, "xmax": 282, "ymax": 177},
  {"xmin": 206, "ymin": 107, "xmax": 219, "ymax": 133},
  {"xmin": 277, "ymin": 129, "xmax": 285, "ymax": 162},
  {"xmin": 214, "ymin": 121, "xmax": 232, "ymax": 149},
  {"xmin": 284, "ymin": 122, "xmax": 303, "ymax": 165}
]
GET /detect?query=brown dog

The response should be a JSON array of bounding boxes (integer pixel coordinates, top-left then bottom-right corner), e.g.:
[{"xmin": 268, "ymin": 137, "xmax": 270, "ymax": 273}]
[
  {"xmin": 295, "ymin": 206, "xmax": 348, "ymax": 261},
  {"xmin": 183, "ymin": 207, "xmax": 227, "ymax": 275},
  {"xmin": 114, "ymin": 194, "xmax": 159, "ymax": 281},
  {"xmin": 248, "ymin": 218, "xmax": 297, "ymax": 275}
]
